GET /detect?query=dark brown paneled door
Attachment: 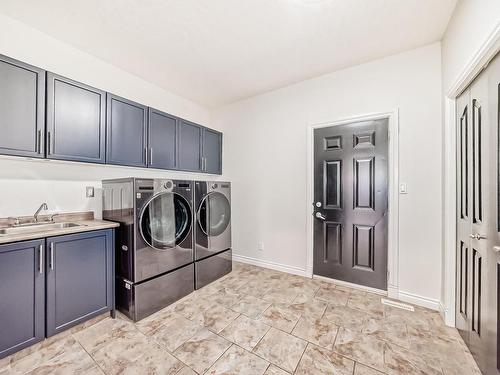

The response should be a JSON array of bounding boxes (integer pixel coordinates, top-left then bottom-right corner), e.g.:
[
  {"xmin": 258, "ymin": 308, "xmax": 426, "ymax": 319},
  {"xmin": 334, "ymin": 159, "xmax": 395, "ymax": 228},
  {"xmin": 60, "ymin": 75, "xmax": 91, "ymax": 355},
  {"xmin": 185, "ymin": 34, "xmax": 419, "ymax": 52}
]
[
  {"xmin": 313, "ymin": 119, "xmax": 388, "ymax": 290},
  {"xmin": 456, "ymin": 51, "xmax": 500, "ymax": 375}
]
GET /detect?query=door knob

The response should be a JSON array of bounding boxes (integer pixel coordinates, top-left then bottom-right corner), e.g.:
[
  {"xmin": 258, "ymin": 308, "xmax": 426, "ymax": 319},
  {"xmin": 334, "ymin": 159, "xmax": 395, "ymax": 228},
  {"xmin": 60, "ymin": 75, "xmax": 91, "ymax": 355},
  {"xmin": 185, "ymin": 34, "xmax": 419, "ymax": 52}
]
[
  {"xmin": 470, "ymin": 233, "xmax": 487, "ymax": 240},
  {"xmin": 315, "ymin": 212, "xmax": 326, "ymax": 220},
  {"xmin": 493, "ymin": 246, "xmax": 500, "ymax": 253}
]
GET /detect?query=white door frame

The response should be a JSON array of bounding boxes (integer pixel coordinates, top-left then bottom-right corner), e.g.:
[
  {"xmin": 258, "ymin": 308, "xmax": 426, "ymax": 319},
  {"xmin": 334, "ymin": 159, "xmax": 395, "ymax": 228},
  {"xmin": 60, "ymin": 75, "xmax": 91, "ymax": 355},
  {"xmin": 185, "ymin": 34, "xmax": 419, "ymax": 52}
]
[
  {"xmin": 442, "ymin": 24, "xmax": 500, "ymax": 326},
  {"xmin": 306, "ymin": 109, "xmax": 400, "ymax": 299}
]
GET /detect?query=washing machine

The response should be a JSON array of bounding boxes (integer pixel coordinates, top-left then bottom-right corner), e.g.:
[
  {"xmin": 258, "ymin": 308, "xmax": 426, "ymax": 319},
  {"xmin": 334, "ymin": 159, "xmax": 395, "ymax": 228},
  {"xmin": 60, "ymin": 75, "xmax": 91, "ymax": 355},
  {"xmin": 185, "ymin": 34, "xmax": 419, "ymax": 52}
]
[
  {"xmin": 194, "ymin": 181, "xmax": 232, "ymax": 289},
  {"xmin": 102, "ymin": 178, "xmax": 195, "ymax": 321}
]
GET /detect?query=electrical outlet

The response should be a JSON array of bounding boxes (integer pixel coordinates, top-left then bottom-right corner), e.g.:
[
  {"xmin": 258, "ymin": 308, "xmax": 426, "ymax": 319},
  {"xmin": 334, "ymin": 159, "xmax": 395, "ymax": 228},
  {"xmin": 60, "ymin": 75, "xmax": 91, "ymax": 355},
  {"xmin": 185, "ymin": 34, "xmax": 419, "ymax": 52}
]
[
  {"xmin": 258, "ymin": 242, "xmax": 264, "ymax": 252},
  {"xmin": 86, "ymin": 186, "xmax": 95, "ymax": 198}
]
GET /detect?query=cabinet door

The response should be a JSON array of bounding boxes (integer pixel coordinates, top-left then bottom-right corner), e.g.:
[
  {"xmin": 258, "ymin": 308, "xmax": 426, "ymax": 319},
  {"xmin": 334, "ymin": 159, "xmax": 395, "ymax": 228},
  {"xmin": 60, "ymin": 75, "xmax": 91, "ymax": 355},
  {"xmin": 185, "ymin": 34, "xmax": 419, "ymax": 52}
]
[
  {"xmin": 0, "ymin": 239, "xmax": 45, "ymax": 359},
  {"xmin": 0, "ymin": 55, "xmax": 45, "ymax": 158},
  {"xmin": 178, "ymin": 120, "xmax": 202, "ymax": 172},
  {"xmin": 46, "ymin": 73, "xmax": 106, "ymax": 163},
  {"xmin": 46, "ymin": 230, "xmax": 114, "ymax": 337},
  {"xmin": 202, "ymin": 128, "xmax": 222, "ymax": 174},
  {"xmin": 106, "ymin": 94, "xmax": 147, "ymax": 167},
  {"xmin": 148, "ymin": 108, "xmax": 177, "ymax": 170}
]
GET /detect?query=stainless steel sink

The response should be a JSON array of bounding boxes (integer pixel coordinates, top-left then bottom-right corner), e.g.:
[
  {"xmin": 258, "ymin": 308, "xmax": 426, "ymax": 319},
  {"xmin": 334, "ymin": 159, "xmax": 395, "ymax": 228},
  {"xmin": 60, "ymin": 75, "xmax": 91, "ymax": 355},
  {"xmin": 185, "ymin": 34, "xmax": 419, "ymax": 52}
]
[{"xmin": 0, "ymin": 222, "xmax": 86, "ymax": 236}]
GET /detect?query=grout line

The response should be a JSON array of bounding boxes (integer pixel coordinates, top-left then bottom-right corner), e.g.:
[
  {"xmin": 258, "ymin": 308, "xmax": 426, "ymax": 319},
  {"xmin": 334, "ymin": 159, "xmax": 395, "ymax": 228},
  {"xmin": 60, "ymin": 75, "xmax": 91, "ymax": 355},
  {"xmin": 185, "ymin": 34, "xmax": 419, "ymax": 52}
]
[{"xmin": 75, "ymin": 337, "xmax": 107, "ymax": 374}]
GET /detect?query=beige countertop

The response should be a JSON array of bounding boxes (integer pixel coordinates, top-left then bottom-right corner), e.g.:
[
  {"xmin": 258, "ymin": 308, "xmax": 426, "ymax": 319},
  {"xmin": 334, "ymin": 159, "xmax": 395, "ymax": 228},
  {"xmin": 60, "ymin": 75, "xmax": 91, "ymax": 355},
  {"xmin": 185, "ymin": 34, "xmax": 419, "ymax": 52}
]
[{"xmin": 0, "ymin": 212, "xmax": 119, "ymax": 245}]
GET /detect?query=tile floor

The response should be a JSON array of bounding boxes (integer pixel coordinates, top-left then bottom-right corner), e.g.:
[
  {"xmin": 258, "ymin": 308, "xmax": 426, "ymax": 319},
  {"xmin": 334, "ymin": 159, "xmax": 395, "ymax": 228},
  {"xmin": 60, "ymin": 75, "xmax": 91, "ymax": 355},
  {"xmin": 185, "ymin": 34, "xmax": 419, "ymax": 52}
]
[{"xmin": 0, "ymin": 262, "xmax": 481, "ymax": 374}]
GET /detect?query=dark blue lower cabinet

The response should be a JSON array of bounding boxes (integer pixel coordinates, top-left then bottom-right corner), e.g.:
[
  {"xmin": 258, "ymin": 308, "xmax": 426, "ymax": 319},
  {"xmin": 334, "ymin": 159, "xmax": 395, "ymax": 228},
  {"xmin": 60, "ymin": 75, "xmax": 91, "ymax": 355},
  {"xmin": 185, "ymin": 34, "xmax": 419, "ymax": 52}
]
[
  {"xmin": 0, "ymin": 239, "xmax": 45, "ymax": 359},
  {"xmin": 0, "ymin": 229, "xmax": 115, "ymax": 359},
  {"xmin": 46, "ymin": 229, "xmax": 114, "ymax": 337}
]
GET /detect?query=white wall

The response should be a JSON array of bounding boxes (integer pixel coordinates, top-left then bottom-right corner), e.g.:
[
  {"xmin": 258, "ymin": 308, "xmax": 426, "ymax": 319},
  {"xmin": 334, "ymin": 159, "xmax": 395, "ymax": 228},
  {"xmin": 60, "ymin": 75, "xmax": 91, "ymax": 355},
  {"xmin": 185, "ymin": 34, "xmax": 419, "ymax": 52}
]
[
  {"xmin": 0, "ymin": 14, "xmax": 224, "ymax": 219},
  {"xmin": 442, "ymin": 0, "xmax": 500, "ymax": 94},
  {"xmin": 212, "ymin": 43, "xmax": 443, "ymax": 304}
]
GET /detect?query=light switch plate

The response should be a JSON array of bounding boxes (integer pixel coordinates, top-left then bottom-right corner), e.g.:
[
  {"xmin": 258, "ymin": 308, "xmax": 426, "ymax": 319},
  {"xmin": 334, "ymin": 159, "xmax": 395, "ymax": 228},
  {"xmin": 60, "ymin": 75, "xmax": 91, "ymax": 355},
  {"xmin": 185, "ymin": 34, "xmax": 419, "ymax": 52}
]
[
  {"xmin": 86, "ymin": 186, "xmax": 95, "ymax": 198},
  {"xmin": 399, "ymin": 183, "xmax": 408, "ymax": 194}
]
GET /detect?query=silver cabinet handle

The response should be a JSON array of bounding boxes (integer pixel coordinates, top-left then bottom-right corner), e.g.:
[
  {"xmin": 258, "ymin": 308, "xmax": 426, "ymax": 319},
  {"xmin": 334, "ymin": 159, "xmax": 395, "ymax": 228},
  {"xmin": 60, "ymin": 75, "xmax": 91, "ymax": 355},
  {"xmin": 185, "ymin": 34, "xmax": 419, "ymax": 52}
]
[
  {"xmin": 150, "ymin": 148, "xmax": 153, "ymax": 165},
  {"xmin": 144, "ymin": 147, "xmax": 148, "ymax": 165},
  {"xmin": 39, "ymin": 244, "xmax": 44, "ymax": 274},
  {"xmin": 315, "ymin": 212, "xmax": 326, "ymax": 220},
  {"xmin": 50, "ymin": 243, "xmax": 54, "ymax": 270}
]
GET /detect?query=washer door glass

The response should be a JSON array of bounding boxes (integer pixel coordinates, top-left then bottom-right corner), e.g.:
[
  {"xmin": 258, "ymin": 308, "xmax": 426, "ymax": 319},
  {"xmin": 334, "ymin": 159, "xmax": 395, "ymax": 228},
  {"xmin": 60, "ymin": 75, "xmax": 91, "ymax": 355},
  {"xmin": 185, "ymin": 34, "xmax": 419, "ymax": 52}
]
[
  {"xmin": 198, "ymin": 192, "xmax": 231, "ymax": 236},
  {"xmin": 140, "ymin": 192, "xmax": 191, "ymax": 249}
]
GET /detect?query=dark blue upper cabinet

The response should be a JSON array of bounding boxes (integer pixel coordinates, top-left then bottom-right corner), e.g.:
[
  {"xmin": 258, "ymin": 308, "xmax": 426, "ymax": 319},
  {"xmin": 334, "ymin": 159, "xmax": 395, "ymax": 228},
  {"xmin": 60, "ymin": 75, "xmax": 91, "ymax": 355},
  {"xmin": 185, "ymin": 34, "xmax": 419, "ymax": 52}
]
[
  {"xmin": 0, "ymin": 55, "xmax": 45, "ymax": 158},
  {"xmin": 148, "ymin": 108, "xmax": 177, "ymax": 170},
  {"xmin": 46, "ymin": 230, "xmax": 114, "ymax": 337},
  {"xmin": 106, "ymin": 94, "xmax": 148, "ymax": 167},
  {"xmin": 46, "ymin": 73, "xmax": 106, "ymax": 163},
  {"xmin": 0, "ymin": 239, "xmax": 45, "ymax": 359},
  {"xmin": 202, "ymin": 128, "xmax": 222, "ymax": 174},
  {"xmin": 178, "ymin": 119, "xmax": 202, "ymax": 172}
]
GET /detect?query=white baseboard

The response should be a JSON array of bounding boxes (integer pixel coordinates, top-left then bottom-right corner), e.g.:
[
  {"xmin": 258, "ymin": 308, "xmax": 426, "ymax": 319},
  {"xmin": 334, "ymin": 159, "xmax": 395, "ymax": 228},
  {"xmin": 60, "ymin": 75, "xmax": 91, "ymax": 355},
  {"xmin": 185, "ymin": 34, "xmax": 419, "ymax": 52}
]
[
  {"xmin": 232, "ymin": 254, "xmax": 308, "ymax": 277},
  {"xmin": 398, "ymin": 290, "xmax": 440, "ymax": 311},
  {"xmin": 387, "ymin": 285, "xmax": 399, "ymax": 299}
]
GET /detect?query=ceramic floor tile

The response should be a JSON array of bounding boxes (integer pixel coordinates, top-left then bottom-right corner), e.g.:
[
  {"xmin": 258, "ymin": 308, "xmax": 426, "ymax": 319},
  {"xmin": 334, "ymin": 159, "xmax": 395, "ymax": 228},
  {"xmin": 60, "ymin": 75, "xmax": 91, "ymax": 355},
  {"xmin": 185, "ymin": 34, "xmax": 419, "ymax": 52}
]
[
  {"xmin": 347, "ymin": 292, "xmax": 384, "ymax": 317},
  {"xmin": 354, "ymin": 363, "xmax": 386, "ymax": 374},
  {"xmin": 205, "ymin": 345, "xmax": 269, "ymax": 375},
  {"xmin": 219, "ymin": 314, "xmax": 271, "ymax": 351},
  {"xmin": 92, "ymin": 334, "xmax": 183, "ymax": 375},
  {"xmin": 0, "ymin": 264, "xmax": 481, "ymax": 375},
  {"xmin": 295, "ymin": 344, "xmax": 354, "ymax": 375},
  {"xmin": 258, "ymin": 304, "xmax": 301, "ymax": 333},
  {"xmin": 209, "ymin": 287, "xmax": 244, "ymax": 308},
  {"xmin": 5, "ymin": 336, "xmax": 81, "ymax": 374},
  {"xmin": 315, "ymin": 285, "xmax": 350, "ymax": 306},
  {"xmin": 176, "ymin": 366, "xmax": 198, "ymax": 375},
  {"xmin": 288, "ymin": 294, "xmax": 328, "ymax": 319},
  {"xmin": 287, "ymin": 278, "xmax": 322, "ymax": 297},
  {"xmin": 149, "ymin": 312, "xmax": 204, "ymax": 352},
  {"xmin": 26, "ymin": 350, "xmax": 103, "ymax": 375},
  {"xmin": 262, "ymin": 287, "xmax": 300, "ymax": 304},
  {"xmin": 333, "ymin": 328, "xmax": 386, "ymax": 372},
  {"xmin": 73, "ymin": 316, "xmax": 139, "ymax": 355},
  {"xmin": 362, "ymin": 316, "xmax": 410, "ymax": 349},
  {"xmin": 264, "ymin": 365, "xmax": 290, "ymax": 374},
  {"xmin": 135, "ymin": 307, "xmax": 178, "ymax": 335},
  {"xmin": 253, "ymin": 328, "xmax": 307, "ymax": 373},
  {"xmin": 292, "ymin": 316, "xmax": 339, "ymax": 350},
  {"xmin": 322, "ymin": 305, "xmax": 374, "ymax": 331},
  {"xmin": 173, "ymin": 328, "xmax": 232, "ymax": 374},
  {"xmin": 191, "ymin": 303, "xmax": 240, "ymax": 333},
  {"xmin": 237, "ymin": 279, "xmax": 274, "ymax": 297},
  {"xmin": 231, "ymin": 294, "xmax": 272, "ymax": 319},
  {"xmin": 383, "ymin": 342, "xmax": 443, "ymax": 375},
  {"xmin": 383, "ymin": 305, "xmax": 434, "ymax": 331}
]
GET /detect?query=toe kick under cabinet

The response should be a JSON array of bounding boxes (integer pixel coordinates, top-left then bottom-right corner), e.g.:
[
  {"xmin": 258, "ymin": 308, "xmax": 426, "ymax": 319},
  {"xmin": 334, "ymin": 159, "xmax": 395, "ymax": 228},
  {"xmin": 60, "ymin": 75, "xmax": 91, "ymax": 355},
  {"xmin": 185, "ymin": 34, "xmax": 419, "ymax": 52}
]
[{"xmin": 0, "ymin": 229, "xmax": 115, "ymax": 359}]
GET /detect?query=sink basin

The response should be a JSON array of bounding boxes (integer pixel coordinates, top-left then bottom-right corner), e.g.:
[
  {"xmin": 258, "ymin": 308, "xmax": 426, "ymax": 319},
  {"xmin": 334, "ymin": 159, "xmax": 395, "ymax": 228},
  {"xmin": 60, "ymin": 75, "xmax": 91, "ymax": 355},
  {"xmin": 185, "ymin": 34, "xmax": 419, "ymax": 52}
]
[{"xmin": 0, "ymin": 222, "xmax": 86, "ymax": 236}]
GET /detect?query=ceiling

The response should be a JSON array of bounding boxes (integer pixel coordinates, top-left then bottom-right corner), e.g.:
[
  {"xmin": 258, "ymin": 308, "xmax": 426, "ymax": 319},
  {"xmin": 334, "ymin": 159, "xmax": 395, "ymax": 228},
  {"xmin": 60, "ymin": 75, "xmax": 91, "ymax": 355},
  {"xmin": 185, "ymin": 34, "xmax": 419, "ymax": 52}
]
[{"xmin": 0, "ymin": 0, "xmax": 457, "ymax": 108}]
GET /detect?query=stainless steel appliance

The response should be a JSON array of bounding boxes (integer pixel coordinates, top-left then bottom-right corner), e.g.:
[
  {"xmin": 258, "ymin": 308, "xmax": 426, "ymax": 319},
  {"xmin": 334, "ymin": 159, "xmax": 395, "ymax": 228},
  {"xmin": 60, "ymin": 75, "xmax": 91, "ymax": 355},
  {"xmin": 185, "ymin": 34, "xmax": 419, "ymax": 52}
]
[
  {"xmin": 194, "ymin": 181, "xmax": 232, "ymax": 289},
  {"xmin": 102, "ymin": 178, "xmax": 194, "ymax": 321}
]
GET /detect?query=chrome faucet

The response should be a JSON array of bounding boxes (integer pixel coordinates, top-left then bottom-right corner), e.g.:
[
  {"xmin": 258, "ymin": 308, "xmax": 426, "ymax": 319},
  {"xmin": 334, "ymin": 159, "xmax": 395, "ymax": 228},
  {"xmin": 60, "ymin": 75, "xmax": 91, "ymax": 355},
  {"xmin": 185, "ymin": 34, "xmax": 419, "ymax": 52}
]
[{"xmin": 33, "ymin": 203, "xmax": 48, "ymax": 222}]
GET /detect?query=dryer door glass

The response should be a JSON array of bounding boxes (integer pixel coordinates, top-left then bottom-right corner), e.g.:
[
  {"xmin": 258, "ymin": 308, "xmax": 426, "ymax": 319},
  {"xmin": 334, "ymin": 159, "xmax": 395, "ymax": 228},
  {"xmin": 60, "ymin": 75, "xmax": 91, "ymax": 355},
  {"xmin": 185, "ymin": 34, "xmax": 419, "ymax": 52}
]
[
  {"xmin": 198, "ymin": 192, "xmax": 231, "ymax": 236},
  {"xmin": 140, "ymin": 192, "xmax": 191, "ymax": 249}
]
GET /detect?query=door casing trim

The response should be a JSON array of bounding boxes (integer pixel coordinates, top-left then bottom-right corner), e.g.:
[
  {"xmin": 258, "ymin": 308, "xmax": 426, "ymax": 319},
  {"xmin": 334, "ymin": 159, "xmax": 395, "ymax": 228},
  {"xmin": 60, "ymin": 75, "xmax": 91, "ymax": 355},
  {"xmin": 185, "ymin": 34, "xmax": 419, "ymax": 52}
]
[
  {"xmin": 443, "ymin": 23, "xmax": 500, "ymax": 327},
  {"xmin": 306, "ymin": 109, "xmax": 400, "ymax": 299}
]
